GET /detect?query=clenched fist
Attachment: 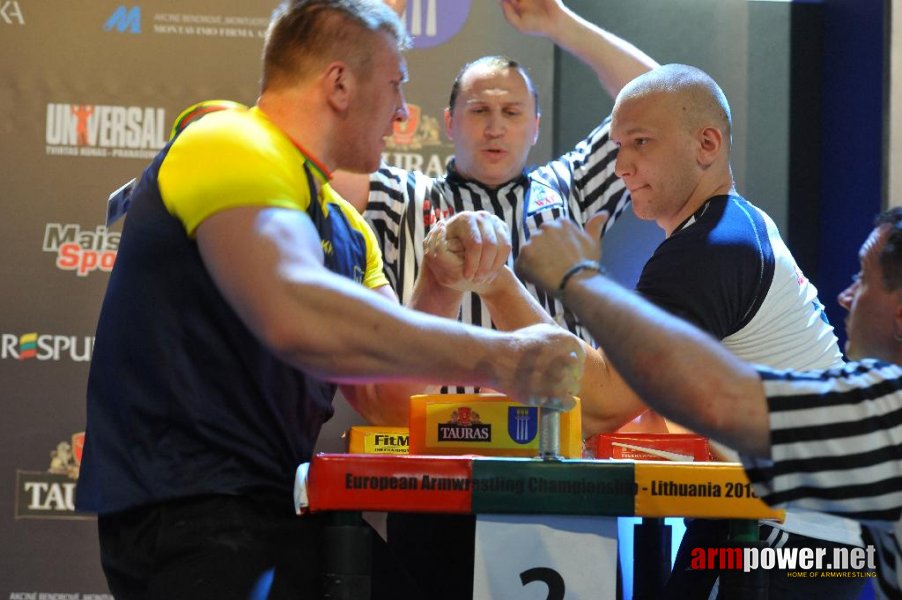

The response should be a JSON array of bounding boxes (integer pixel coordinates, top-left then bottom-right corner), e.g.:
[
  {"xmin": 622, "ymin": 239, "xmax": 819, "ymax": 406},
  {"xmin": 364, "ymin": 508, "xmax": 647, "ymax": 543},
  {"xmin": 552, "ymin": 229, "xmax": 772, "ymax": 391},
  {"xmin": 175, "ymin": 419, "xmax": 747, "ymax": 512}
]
[{"xmin": 492, "ymin": 323, "xmax": 585, "ymax": 407}]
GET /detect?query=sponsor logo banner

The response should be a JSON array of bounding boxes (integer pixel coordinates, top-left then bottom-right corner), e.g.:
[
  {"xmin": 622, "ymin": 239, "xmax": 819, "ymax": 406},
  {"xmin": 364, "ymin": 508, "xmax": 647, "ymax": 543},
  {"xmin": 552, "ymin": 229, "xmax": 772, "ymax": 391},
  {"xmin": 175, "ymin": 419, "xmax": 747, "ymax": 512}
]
[
  {"xmin": 1, "ymin": 0, "xmax": 24, "ymax": 25},
  {"xmin": 103, "ymin": 6, "xmax": 269, "ymax": 39},
  {"xmin": 382, "ymin": 102, "xmax": 453, "ymax": 177},
  {"xmin": 45, "ymin": 103, "xmax": 167, "ymax": 160},
  {"xmin": 16, "ymin": 433, "xmax": 88, "ymax": 520},
  {"xmin": 437, "ymin": 406, "xmax": 492, "ymax": 442},
  {"xmin": 42, "ymin": 223, "xmax": 119, "ymax": 277},
  {"xmin": 104, "ymin": 5, "xmax": 141, "ymax": 33},
  {"xmin": 402, "ymin": 0, "xmax": 470, "ymax": 49},
  {"xmin": 1, "ymin": 333, "xmax": 94, "ymax": 362}
]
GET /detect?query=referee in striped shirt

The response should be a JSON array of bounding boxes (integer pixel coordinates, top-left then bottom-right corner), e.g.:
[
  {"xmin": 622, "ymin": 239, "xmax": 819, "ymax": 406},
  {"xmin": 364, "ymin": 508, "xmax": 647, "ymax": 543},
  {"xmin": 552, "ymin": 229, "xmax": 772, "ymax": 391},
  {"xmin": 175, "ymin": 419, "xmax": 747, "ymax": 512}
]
[
  {"xmin": 518, "ymin": 208, "xmax": 902, "ymax": 599},
  {"xmin": 331, "ymin": 1, "xmax": 658, "ymax": 597}
]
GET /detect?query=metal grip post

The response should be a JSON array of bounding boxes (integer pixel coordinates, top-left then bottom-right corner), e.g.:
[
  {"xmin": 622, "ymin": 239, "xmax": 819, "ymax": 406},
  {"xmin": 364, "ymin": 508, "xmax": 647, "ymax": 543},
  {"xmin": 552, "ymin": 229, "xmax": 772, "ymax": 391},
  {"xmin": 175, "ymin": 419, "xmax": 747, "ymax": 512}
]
[{"xmin": 539, "ymin": 407, "xmax": 561, "ymax": 460}]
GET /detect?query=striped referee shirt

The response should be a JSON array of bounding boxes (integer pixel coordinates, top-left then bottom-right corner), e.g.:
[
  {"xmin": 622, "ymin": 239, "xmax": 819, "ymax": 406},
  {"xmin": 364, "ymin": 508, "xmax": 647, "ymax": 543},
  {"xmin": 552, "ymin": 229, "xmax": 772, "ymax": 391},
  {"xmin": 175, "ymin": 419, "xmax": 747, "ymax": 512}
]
[
  {"xmin": 364, "ymin": 118, "xmax": 629, "ymax": 392},
  {"xmin": 741, "ymin": 360, "xmax": 902, "ymax": 599}
]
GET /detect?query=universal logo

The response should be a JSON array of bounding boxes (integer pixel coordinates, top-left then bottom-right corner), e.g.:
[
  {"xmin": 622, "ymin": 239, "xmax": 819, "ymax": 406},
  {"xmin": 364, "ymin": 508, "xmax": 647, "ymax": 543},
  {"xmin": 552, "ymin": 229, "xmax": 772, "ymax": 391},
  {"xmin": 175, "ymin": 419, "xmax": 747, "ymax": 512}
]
[
  {"xmin": 15, "ymin": 433, "xmax": 88, "ymax": 519},
  {"xmin": 45, "ymin": 103, "xmax": 167, "ymax": 160}
]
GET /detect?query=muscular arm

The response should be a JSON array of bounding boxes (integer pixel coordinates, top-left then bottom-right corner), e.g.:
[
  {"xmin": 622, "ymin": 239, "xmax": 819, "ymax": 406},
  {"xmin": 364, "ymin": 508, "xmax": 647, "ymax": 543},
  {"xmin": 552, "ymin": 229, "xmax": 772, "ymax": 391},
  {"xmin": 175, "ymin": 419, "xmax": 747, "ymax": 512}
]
[
  {"xmin": 429, "ymin": 212, "xmax": 646, "ymax": 434},
  {"xmin": 479, "ymin": 267, "xmax": 646, "ymax": 435},
  {"xmin": 500, "ymin": 0, "xmax": 658, "ymax": 98},
  {"xmin": 561, "ymin": 273, "xmax": 770, "ymax": 456},
  {"xmin": 516, "ymin": 218, "xmax": 771, "ymax": 457},
  {"xmin": 337, "ymin": 282, "xmax": 446, "ymax": 424},
  {"xmin": 196, "ymin": 206, "xmax": 584, "ymax": 416}
]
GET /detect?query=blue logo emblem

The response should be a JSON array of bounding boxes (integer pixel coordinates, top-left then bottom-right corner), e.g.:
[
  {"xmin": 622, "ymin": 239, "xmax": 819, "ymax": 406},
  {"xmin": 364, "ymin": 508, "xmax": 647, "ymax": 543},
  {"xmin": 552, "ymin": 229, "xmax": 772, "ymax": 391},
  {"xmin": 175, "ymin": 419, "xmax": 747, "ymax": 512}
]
[
  {"xmin": 402, "ymin": 0, "xmax": 470, "ymax": 49},
  {"xmin": 508, "ymin": 406, "xmax": 538, "ymax": 444},
  {"xmin": 104, "ymin": 6, "xmax": 141, "ymax": 34}
]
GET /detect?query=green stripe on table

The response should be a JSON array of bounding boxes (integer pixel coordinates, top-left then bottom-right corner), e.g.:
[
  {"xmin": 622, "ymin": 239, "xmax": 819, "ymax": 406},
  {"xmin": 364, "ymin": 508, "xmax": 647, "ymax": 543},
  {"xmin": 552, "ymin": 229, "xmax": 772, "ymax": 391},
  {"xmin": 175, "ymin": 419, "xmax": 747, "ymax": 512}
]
[{"xmin": 471, "ymin": 458, "xmax": 637, "ymax": 515}]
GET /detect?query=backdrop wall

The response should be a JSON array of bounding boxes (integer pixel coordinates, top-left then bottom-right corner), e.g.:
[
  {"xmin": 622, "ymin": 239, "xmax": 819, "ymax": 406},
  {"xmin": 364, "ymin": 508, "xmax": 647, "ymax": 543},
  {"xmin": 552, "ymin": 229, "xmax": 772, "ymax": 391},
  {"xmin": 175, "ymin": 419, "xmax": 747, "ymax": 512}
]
[
  {"xmin": 0, "ymin": 1, "xmax": 551, "ymax": 595},
  {"xmin": 0, "ymin": 0, "xmax": 888, "ymax": 596}
]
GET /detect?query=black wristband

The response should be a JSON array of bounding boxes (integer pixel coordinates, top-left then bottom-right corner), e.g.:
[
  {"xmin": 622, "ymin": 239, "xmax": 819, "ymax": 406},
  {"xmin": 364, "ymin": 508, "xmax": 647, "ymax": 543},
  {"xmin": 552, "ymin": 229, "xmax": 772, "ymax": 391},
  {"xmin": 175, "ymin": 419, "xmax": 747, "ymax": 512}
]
[{"xmin": 557, "ymin": 260, "xmax": 605, "ymax": 296}]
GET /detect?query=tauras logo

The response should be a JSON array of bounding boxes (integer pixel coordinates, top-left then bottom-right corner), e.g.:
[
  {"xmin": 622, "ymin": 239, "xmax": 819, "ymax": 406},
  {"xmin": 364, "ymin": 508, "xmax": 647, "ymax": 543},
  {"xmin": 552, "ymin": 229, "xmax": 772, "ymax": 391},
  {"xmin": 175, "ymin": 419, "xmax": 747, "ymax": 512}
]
[
  {"xmin": 382, "ymin": 102, "xmax": 453, "ymax": 177},
  {"xmin": 437, "ymin": 423, "xmax": 491, "ymax": 441},
  {"xmin": 1, "ymin": 332, "xmax": 94, "ymax": 362},
  {"xmin": 43, "ymin": 223, "xmax": 119, "ymax": 277},
  {"xmin": 16, "ymin": 433, "xmax": 88, "ymax": 520},
  {"xmin": 1, "ymin": 1, "xmax": 24, "ymax": 25},
  {"xmin": 382, "ymin": 151, "xmax": 453, "ymax": 178},
  {"xmin": 437, "ymin": 406, "xmax": 491, "ymax": 442}
]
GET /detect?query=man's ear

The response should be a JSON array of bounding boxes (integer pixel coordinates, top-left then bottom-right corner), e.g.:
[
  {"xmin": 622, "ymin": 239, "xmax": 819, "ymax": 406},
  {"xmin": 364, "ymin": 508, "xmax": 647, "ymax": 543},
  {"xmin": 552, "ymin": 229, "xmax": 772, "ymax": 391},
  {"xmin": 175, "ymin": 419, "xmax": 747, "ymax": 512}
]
[
  {"xmin": 696, "ymin": 125, "xmax": 724, "ymax": 168},
  {"xmin": 443, "ymin": 106, "xmax": 454, "ymax": 141},
  {"xmin": 531, "ymin": 114, "xmax": 541, "ymax": 146},
  {"xmin": 324, "ymin": 61, "xmax": 352, "ymax": 113}
]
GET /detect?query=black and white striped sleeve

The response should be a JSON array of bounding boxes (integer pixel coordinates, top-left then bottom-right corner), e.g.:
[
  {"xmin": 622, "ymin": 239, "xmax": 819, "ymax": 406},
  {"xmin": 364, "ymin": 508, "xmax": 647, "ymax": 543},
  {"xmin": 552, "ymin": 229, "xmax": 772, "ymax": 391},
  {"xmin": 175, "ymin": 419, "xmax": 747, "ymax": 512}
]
[
  {"xmin": 741, "ymin": 360, "xmax": 902, "ymax": 524},
  {"xmin": 539, "ymin": 116, "xmax": 630, "ymax": 235}
]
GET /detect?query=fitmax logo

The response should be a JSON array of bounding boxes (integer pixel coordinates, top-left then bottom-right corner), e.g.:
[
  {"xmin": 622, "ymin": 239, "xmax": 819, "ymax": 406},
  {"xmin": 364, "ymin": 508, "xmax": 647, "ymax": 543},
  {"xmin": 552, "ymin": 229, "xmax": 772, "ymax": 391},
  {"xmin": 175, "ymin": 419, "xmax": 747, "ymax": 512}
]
[{"xmin": 104, "ymin": 6, "xmax": 141, "ymax": 34}]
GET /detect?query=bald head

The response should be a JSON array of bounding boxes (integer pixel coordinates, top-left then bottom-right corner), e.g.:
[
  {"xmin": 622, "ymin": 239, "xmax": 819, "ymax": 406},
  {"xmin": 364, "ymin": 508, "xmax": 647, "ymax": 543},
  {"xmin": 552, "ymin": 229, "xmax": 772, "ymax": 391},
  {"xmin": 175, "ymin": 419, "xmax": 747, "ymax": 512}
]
[{"xmin": 617, "ymin": 64, "xmax": 732, "ymax": 151}]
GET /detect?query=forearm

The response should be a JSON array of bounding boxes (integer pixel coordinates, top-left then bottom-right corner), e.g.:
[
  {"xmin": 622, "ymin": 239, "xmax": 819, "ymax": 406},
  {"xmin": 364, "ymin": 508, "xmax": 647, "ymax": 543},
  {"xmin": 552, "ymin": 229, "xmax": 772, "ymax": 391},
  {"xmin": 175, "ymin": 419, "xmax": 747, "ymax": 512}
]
[
  {"xmin": 482, "ymin": 267, "xmax": 645, "ymax": 434},
  {"xmin": 578, "ymin": 349, "xmax": 647, "ymax": 437},
  {"xmin": 271, "ymin": 272, "xmax": 505, "ymax": 388},
  {"xmin": 480, "ymin": 267, "xmax": 555, "ymax": 330},
  {"xmin": 409, "ymin": 265, "xmax": 466, "ymax": 319},
  {"xmin": 344, "ymin": 271, "xmax": 466, "ymax": 426},
  {"xmin": 547, "ymin": 4, "xmax": 658, "ymax": 98},
  {"xmin": 561, "ymin": 273, "xmax": 770, "ymax": 457}
]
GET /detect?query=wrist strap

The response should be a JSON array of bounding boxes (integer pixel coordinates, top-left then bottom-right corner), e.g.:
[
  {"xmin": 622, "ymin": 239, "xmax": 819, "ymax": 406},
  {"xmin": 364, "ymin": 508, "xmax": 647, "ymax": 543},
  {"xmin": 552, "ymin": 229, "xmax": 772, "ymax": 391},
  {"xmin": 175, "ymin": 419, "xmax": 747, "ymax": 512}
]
[{"xmin": 557, "ymin": 260, "xmax": 605, "ymax": 296}]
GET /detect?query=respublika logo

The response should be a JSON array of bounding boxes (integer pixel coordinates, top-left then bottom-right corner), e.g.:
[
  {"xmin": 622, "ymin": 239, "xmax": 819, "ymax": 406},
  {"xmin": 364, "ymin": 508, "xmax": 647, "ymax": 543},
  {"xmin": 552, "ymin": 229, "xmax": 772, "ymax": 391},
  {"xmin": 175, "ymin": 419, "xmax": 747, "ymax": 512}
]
[
  {"xmin": 104, "ymin": 5, "xmax": 141, "ymax": 34},
  {"xmin": 16, "ymin": 432, "xmax": 89, "ymax": 519},
  {"xmin": 1, "ymin": 333, "xmax": 94, "ymax": 362},
  {"xmin": 43, "ymin": 223, "xmax": 119, "ymax": 277},
  {"xmin": 45, "ymin": 103, "xmax": 167, "ymax": 159},
  {"xmin": 402, "ymin": 0, "xmax": 470, "ymax": 49},
  {"xmin": 0, "ymin": 1, "xmax": 24, "ymax": 25}
]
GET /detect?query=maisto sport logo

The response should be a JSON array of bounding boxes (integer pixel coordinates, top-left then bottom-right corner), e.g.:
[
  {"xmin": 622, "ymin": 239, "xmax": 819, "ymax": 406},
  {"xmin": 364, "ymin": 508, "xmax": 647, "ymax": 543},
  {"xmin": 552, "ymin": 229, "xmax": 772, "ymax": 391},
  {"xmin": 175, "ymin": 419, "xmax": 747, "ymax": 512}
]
[
  {"xmin": 43, "ymin": 223, "xmax": 119, "ymax": 277},
  {"xmin": 693, "ymin": 545, "xmax": 878, "ymax": 578},
  {"xmin": 1, "ymin": 333, "xmax": 94, "ymax": 362},
  {"xmin": 45, "ymin": 103, "xmax": 167, "ymax": 160}
]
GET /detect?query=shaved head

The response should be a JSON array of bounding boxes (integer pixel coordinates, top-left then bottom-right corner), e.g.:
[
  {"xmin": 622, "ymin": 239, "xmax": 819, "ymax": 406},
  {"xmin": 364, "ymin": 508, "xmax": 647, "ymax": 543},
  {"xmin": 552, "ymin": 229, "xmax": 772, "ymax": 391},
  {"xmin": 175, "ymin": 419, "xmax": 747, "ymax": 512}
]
[{"xmin": 617, "ymin": 64, "xmax": 732, "ymax": 149}]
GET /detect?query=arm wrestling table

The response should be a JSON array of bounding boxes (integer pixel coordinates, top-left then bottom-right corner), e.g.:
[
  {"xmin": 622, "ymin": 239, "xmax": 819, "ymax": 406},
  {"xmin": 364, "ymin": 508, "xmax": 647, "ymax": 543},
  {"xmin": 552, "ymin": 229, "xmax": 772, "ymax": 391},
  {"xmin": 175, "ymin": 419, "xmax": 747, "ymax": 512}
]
[{"xmin": 295, "ymin": 453, "xmax": 781, "ymax": 599}]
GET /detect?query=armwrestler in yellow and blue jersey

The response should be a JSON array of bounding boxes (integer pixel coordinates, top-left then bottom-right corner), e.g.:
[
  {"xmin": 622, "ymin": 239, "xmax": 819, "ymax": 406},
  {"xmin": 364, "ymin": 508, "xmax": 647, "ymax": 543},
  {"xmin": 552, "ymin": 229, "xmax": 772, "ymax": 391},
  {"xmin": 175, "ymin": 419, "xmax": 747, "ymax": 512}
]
[{"xmin": 78, "ymin": 102, "xmax": 387, "ymax": 516}]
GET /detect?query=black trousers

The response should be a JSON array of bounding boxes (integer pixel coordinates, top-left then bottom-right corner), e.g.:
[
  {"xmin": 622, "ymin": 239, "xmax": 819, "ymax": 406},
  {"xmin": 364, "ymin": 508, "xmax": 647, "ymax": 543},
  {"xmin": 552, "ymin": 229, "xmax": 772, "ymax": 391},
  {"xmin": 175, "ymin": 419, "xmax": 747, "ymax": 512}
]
[{"xmin": 98, "ymin": 493, "xmax": 421, "ymax": 600}]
